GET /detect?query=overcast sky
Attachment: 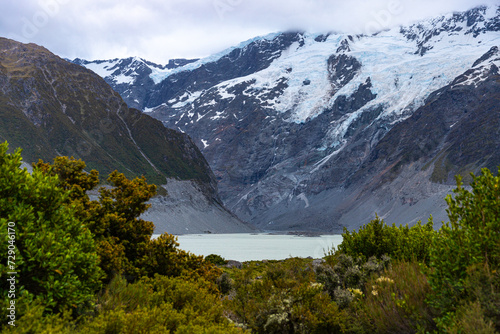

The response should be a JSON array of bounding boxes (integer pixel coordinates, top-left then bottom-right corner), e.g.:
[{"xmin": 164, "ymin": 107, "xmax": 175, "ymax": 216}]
[{"xmin": 1, "ymin": 0, "xmax": 497, "ymax": 63}]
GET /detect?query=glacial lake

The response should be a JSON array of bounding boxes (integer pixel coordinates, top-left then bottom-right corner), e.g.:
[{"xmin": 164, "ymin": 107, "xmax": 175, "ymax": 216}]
[{"xmin": 153, "ymin": 233, "xmax": 343, "ymax": 262}]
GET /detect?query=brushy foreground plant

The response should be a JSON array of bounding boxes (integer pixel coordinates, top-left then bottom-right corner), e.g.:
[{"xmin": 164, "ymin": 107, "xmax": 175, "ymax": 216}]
[
  {"xmin": 227, "ymin": 258, "xmax": 344, "ymax": 333},
  {"xmin": 428, "ymin": 167, "xmax": 500, "ymax": 329},
  {"xmin": 3, "ymin": 275, "xmax": 245, "ymax": 334},
  {"xmin": 35, "ymin": 155, "xmax": 221, "ymax": 285},
  {"xmin": 0, "ymin": 142, "xmax": 102, "ymax": 319},
  {"xmin": 336, "ymin": 215, "xmax": 436, "ymax": 264},
  {"xmin": 315, "ymin": 254, "xmax": 390, "ymax": 308},
  {"xmin": 360, "ymin": 260, "xmax": 436, "ymax": 334},
  {"xmin": 4, "ymin": 138, "xmax": 500, "ymax": 333},
  {"xmin": 78, "ymin": 275, "xmax": 244, "ymax": 334}
]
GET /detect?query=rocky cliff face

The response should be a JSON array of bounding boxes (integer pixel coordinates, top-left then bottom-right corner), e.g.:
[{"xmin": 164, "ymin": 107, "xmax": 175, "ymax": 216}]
[
  {"xmin": 75, "ymin": 5, "xmax": 500, "ymax": 232},
  {"xmin": 0, "ymin": 37, "xmax": 252, "ymax": 234}
]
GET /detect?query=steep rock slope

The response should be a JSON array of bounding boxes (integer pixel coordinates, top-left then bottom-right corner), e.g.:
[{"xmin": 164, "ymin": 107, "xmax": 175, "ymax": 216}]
[
  {"xmin": 356, "ymin": 46, "xmax": 500, "ymax": 186},
  {"xmin": 76, "ymin": 5, "xmax": 500, "ymax": 231},
  {"xmin": 0, "ymin": 38, "xmax": 253, "ymax": 234}
]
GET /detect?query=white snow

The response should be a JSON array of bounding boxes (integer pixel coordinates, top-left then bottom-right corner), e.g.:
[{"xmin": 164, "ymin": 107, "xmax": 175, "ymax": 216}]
[
  {"xmin": 143, "ymin": 103, "xmax": 167, "ymax": 113},
  {"xmin": 149, "ymin": 32, "xmax": 281, "ymax": 84},
  {"xmin": 114, "ymin": 73, "xmax": 136, "ymax": 84},
  {"xmin": 453, "ymin": 57, "xmax": 500, "ymax": 88},
  {"xmin": 79, "ymin": 6, "xmax": 499, "ymax": 173},
  {"xmin": 84, "ymin": 59, "xmax": 119, "ymax": 78},
  {"xmin": 210, "ymin": 111, "xmax": 227, "ymax": 121},
  {"xmin": 171, "ymin": 91, "xmax": 203, "ymax": 108},
  {"xmin": 195, "ymin": 17, "xmax": 498, "ymax": 128},
  {"xmin": 81, "ymin": 58, "xmax": 142, "ymax": 85}
]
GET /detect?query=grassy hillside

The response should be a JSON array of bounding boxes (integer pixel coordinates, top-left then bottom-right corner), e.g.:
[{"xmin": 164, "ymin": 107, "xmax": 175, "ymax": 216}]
[{"xmin": 0, "ymin": 38, "xmax": 214, "ymax": 188}]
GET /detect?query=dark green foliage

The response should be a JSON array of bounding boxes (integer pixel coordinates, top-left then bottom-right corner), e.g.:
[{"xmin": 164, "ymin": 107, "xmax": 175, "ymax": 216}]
[
  {"xmin": 141, "ymin": 233, "xmax": 222, "ymax": 285},
  {"xmin": 82, "ymin": 274, "xmax": 244, "ymax": 334},
  {"xmin": 206, "ymin": 254, "xmax": 228, "ymax": 266},
  {"xmin": 4, "ymin": 275, "xmax": 245, "ymax": 334},
  {"xmin": 95, "ymin": 171, "xmax": 156, "ymax": 278},
  {"xmin": 35, "ymin": 157, "xmax": 156, "ymax": 281},
  {"xmin": 337, "ymin": 215, "xmax": 436, "ymax": 263},
  {"xmin": 36, "ymin": 155, "xmax": 221, "ymax": 285},
  {"xmin": 461, "ymin": 264, "xmax": 500, "ymax": 331},
  {"xmin": 4, "ymin": 136, "xmax": 500, "ymax": 333},
  {"xmin": 428, "ymin": 168, "xmax": 500, "ymax": 326},
  {"xmin": 0, "ymin": 295, "xmax": 75, "ymax": 334},
  {"xmin": 0, "ymin": 142, "xmax": 102, "ymax": 317},
  {"xmin": 445, "ymin": 301, "xmax": 497, "ymax": 334},
  {"xmin": 216, "ymin": 272, "xmax": 233, "ymax": 295}
]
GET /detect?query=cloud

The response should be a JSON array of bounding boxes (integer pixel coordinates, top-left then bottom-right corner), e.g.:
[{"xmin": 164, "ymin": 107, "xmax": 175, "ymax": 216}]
[{"xmin": 1, "ymin": 0, "xmax": 497, "ymax": 63}]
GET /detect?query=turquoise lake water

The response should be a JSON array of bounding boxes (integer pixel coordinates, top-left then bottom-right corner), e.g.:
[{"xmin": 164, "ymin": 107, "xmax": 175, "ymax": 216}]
[{"xmin": 153, "ymin": 233, "xmax": 343, "ymax": 262}]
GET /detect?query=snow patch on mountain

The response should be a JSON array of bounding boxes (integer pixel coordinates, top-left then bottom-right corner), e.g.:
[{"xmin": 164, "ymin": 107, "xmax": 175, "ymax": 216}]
[
  {"xmin": 84, "ymin": 59, "xmax": 120, "ymax": 78},
  {"xmin": 149, "ymin": 32, "xmax": 281, "ymax": 84},
  {"xmin": 171, "ymin": 91, "xmax": 203, "ymax": 109}
]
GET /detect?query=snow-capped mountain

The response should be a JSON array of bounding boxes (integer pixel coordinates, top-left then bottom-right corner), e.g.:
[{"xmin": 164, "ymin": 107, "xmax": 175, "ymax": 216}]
[
  {"xmin": 71, "ymin": 57, "xmax": 199, "ymax": 110},
  {"xmin": 74, "ymin": 5, "xmax": 500, "ymax": 232}
]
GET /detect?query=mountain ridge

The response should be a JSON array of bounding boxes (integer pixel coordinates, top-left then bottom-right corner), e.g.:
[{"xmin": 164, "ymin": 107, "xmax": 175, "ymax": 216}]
[{"xmin": 72, "ymin": 5, "xmax": 500, "ymax": 231}]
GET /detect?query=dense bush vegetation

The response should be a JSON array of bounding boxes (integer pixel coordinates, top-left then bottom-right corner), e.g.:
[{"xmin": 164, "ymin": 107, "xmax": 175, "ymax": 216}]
[
  {"xmin": 34, "ymin": 155, "xmax": 218, "ymax": 283},
  {"xmin": 428, "ymin": 169, "xmax": 500, "ymax": 330},
  {"xmin": 1, "ymin": 141, "xmax": 500, "ymax": 333},
  {"xmin": 337, "ymin": 215, "xmax": 436, "ymax": 263},
  {"xmin": 0, "ymin": 143, "xmax": 102, "ymax": 315}
]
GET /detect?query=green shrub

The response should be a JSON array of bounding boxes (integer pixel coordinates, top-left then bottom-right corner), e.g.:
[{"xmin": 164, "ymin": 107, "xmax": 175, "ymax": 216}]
[
  {"xmin": 36, "ymin": 156, "xmax": 221, "ymax": 285},
  {"xmin": 445, "ymin": 301, "xmax": 496, "ymax": 334},
  {"xmin": 205, "ymin": 254, "xmax": 228, "ymax": 266},
  {"xmin": 141, "ymin": 233, "xmax": 222, "ymax": 285},
  {"xmin": 315, "ymin": 254, "xmax": 390, "ymax": 309},
  {"xmin": 216, "ymin": 272, "xmax": 233, "ymax": 295},
  {"xmin": 463, "ymin": 263, "xmax": 500, "ymax": 331},
  {"xmin": 35, "ymin": 156, "xmax": 157, "ymax": 281},
  {"xmin": 228, "ymin": 258, "xmax": 343, "ymax": 333},
  {"xmin": 361, "ymin": 261, "xmax": 435, "ymax": 334},
  {"xmin": 427, "ymin": 168, "xmax": 500, "ymax": 319},
  {"xmin": 336, "ymin": 215, "xmax": 436, "ymax": 263},
  {"xmin": 0, "ymin": 291, "xmax": 78, "ymax": 334},
  {"xmin": 0, "ymin": 142, "xmax": 102, "ymax": 318},
  {"xmin": 81, "ymin": 275, "xmax": 244, "ymax": 334}
]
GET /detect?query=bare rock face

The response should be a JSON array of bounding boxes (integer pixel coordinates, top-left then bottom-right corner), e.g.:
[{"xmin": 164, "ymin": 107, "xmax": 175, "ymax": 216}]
[{"xmin": 142, "ymin": 179, "xmax": 256, "ymax": 235}]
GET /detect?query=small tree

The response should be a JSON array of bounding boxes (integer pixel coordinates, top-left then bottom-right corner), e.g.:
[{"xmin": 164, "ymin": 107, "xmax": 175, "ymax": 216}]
[
  {"xmin": 0, "ymin": 142, "xmax": 102, "ymax": 314},
  {"xmin": 35, "ymin": 156, "xmax": 220, "ymax": 284},
  {"xmin": 428, "ymin": 167, "xmax": 500, "ymax": 318},
  {"xmin": 35, "ymin": 157, "xmax": 156, "ymax": 280}
]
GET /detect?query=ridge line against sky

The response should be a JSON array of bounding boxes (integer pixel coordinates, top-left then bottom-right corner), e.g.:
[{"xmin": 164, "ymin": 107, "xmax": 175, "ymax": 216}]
[{"xmin": 1, "ymin": 0, "xmax": 497, "ymax": 63}]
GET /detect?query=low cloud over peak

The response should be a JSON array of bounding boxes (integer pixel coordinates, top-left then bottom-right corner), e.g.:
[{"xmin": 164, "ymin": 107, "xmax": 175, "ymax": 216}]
[{"xmin": 1, "ymin": 0, "xmax": 497, "ymax": 63}]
